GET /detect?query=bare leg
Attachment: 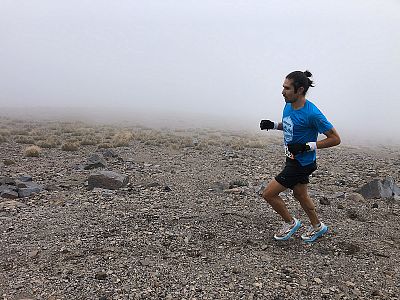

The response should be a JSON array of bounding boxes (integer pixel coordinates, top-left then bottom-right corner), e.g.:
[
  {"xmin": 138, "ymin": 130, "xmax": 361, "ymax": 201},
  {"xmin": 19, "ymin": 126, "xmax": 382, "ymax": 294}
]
[
  {"xmin": 262, "ymin": 179, "xmax": 292, "ymax": 223},
  {"xmin": 292, "ymin": 183, "xmax": 320, "ymax": 226}
]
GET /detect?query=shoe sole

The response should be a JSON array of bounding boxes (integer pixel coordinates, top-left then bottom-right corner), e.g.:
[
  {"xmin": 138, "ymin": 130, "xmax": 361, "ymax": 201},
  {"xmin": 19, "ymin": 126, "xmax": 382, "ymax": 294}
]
[
  {"xmin": 302, "ymin": 225, "xmax": 328, "ymax": 243},
  {"xmin": 274, "ymin": 221, "xmax": 302, "ymax": 241}
]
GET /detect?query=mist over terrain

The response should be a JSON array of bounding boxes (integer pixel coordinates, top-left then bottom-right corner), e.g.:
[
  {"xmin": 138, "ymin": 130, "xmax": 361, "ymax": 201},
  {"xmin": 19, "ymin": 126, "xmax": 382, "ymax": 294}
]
[{"xmin": 1, "ymin": 0, "xmax": 399, "ymax": 145}]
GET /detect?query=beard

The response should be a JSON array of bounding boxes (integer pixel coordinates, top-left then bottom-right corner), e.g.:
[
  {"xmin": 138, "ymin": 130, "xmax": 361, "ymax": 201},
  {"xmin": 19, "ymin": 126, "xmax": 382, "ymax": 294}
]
[{"xmin": 284, "ymin": 97, "xmax": 297, "ymax": 103}]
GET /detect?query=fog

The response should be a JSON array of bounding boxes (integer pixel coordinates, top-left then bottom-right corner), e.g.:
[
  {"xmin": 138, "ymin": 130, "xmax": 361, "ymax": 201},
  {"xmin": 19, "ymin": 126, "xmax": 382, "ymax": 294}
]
[{"xmin": 1, "ymin": 0, "xmax": 399, "ymax": 145}]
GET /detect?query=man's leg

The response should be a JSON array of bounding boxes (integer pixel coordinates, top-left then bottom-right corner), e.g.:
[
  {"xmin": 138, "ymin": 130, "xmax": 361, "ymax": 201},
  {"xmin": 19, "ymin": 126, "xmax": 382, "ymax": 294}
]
[
  {"xmin": 292, "ymin": 183, "xmax": 320, "ymax": 227},
  {"xmin": 262, "ymin": 179, "xmax": 292, "ymax": 223}
]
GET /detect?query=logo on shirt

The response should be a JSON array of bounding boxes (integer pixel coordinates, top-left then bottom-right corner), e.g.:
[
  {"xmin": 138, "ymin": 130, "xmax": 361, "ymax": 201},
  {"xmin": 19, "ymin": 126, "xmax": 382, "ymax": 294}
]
[{"xmin": 283, "ymin": 116, "xmax": 293, "ymax": 143}]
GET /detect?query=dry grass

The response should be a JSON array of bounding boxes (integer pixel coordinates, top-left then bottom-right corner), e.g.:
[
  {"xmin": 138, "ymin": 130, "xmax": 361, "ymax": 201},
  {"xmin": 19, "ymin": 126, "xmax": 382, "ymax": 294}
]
[
  {"xmin": 112, "ymin": 131, "xmax": 134, "ymax": 147},
  {"xmin": 61, "ymin": 140, "xmax": 80, "ymax": 151},
  {"xmin": 0, "ymin": 118, "xmax": 275, "ymax": 154},
  {"xmin": 24, "ymin": 145, "xmax": 41, "ymax": 157},
  {"xmin": 14, "ymin": 135, "xmax": 35, "ymax": 144},
  {"xmin": 35, "ymin": 136, "xmax": 60, "ymax": 149}
]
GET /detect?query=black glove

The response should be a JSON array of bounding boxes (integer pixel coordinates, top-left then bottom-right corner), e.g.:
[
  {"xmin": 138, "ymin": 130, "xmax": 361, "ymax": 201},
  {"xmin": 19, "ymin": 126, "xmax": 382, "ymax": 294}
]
[
  {"xmin": 260, "ymin": 120, "xmax": 275, "ymax": 130},
  {"xmin": 287, "ymin": 143, "xmax": 310, "ymax": 155}
]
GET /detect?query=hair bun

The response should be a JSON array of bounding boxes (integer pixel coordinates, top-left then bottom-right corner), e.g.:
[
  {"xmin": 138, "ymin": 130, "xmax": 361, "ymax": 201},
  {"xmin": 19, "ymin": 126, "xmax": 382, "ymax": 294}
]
[{"xmin": 304, "ymin": 70, "xmax": 312, "ymax": 77}]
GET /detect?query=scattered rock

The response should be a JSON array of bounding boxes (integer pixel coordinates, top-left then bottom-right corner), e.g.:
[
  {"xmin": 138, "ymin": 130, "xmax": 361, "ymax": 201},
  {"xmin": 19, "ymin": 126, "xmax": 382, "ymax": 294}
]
[
  {"xmin": 164, "ymin": 185, "xmax": 172, "ymax": 192},
  {"xmin": 0, "ymin": 189, "xmax": 19, "ymax": 199},
  {"xmin": 88, "ymin": 171, "xmax": 129, "ymax": 190},
  {"xmin": 83, "ymin": 154, "xmax": 107, "ymax": 170},
  {"xmin": 17, "ymin": 175, "xmax": 33, "ymax": 182},
  {"xmin": 319, "ymin": 197, "xmax": 331, "ymax": 205},
  {"xmin": 357, "ymin": 177, "xmax": 400, "ymax": 199},
  {"xmin": 95, "ymin": 271, "xmax": 108, "ymax": 280},
  {"xmin": 102, "ymin": 149, "xmax": 119, "ymax": 158}
]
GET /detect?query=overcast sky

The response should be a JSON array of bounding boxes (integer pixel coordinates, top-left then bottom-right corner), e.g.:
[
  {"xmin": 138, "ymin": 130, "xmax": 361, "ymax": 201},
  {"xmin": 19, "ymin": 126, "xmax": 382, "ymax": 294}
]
[{"xmin": 0, "ymin": 0, "xmax": 399, "ymax": 143}]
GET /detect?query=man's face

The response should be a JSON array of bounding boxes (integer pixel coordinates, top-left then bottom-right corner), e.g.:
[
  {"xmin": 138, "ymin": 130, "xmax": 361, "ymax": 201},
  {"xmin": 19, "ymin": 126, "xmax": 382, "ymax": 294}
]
[{"xmin": 282, "ymin": 78, "xmax": 302, "ymax": 103}]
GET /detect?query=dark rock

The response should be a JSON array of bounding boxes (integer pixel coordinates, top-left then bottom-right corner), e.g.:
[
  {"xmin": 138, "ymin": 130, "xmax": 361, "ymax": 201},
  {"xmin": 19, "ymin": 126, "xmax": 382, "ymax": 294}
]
[
  {"xmin": 0, "ymin": 177, "xmax": 16, "ymax": 186},
  {"xmin": 319, "ymin": 197, "xmax": 331, "ymax": 205},
  {"xmin": 346, "ymin": 209, "xmax": 358, "ymax": 220},
  {"xmin": 16, "ymin": 181, "xmax": 43, "ymax": 198},
  {"xmin": 372, "ymin": 203, "xmax": 379, "ymax": 209},
  {"xmin": 0, "ymin": 184, "xmax": 17, "ymax": 193},
  {"xmin": 102, "ymin": 149, "xmax": 119, "ymax": 158},
  {"xmin": 88, "ymin": 171, "xmax": 129, "ymax": 190},
  {"xmin": 357, "ymin": 177, "xmax": 400, "ymax": 199},
  {"xmin": 83, "ymin": 154, "xmax": 107, "ymax": 170},
  {"xmin": 17, "ymin": 175, "xmax": 32, "ymax": 182},
  {"xmin": 1, "ymin": 189, "xmax": 19, "ymax": 199},
  {"xmin": 164, "ymin": 185, "xmax": 172, "ymax": 192},
  {"xmin": 95, "ymin": 271, "xmax": 107, "ymax": 280},
  {"xmin": 337, "ymin": 203, "xmax": 345, "ymax": 209},
  {"xmin": 339, "ymin": 241, "xmax": 360, "ymax": 255}
]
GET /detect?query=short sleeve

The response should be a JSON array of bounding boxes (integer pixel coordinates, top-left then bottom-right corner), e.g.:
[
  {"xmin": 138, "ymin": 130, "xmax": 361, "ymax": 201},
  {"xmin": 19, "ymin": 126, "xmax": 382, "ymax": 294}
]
[{"xmin": 311, "ymin": 108, "xmax": 333, "ymax": 134}]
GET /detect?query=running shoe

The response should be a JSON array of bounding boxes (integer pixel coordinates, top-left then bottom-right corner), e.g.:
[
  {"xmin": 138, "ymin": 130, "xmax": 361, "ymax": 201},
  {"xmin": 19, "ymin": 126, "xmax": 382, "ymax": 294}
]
[
  {"xmin": 301, "ymin": 222, "xmax": 328, "ymax": 243},
  {"xmin": 274, "ymin": 218, "xmax": 302, "ymax": 241}
]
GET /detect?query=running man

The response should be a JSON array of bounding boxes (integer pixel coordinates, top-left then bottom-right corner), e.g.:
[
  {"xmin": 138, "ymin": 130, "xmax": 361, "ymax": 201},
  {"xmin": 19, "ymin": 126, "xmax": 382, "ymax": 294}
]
[{"xmin": 260, "ymin": 70, "xmax": 341, "ymax": 242}]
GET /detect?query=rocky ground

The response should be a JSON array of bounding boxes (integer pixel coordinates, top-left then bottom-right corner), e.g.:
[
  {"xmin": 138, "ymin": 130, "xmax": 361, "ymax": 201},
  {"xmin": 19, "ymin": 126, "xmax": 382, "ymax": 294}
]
[{"xmin": 0, "ymin": 120, "xmax": 399, "ymax": 300}]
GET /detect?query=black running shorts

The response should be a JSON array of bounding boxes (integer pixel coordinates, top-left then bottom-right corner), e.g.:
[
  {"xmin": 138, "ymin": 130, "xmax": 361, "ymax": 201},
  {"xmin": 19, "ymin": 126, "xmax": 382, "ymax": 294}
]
[{"xmin": 275, "ymin": 158, "xmax": 317, "ymax": 189}]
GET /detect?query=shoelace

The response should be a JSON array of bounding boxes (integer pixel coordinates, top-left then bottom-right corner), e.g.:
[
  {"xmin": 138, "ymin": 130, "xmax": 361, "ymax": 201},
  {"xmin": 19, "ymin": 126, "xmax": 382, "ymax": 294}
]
[
  {"xmin": 278, "ymin": 222, "xmax": 293, "ymax": 236},
  {"xmin": 304, "ymin": 226, "xmax": 316, "ymax": 237}
]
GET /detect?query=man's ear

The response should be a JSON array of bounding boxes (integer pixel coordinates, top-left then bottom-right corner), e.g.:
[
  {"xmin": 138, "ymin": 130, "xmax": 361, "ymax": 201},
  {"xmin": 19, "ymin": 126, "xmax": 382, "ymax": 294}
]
[{"xmin": 297, "ymin": 86, "xmax": 305, "ymax": 95}]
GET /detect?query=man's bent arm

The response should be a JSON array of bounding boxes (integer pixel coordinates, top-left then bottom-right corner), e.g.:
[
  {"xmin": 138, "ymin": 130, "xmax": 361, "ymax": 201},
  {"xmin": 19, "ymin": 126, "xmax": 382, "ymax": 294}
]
[
  {"xmin": 316, "ymin": 128, "xmax": 341, "ymax": 149},
  {"xmin": 277, "ymin": 122, "xmax": 283, "ymax": 131}
]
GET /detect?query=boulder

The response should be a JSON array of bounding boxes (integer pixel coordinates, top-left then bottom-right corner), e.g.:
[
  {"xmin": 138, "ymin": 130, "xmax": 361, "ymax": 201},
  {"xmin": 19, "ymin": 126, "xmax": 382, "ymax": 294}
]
[
  {"xmin": 88, "ymin": 171, "xmax": 129, "ymax": 190},
  {"xmin": 1, "ymin": 189, "xmax": 19, "ymax": 199},
  {"xmin": 357, "ymin": 177, "xmax": 400, "ymax": 199},
  {"xmin": 18, "ymin": 181, "xmax": 43, "ymax": 198},
  {"xmin": 17, "ymin": 175, "xmax": 33, "ymax": 182},
  {"xmin": 83, "ymin": 154, "xmax": 107, "ymax": 170},
  {"xmin": 102, "ymin": 149, "xmax": 119, "ymax": 158}
]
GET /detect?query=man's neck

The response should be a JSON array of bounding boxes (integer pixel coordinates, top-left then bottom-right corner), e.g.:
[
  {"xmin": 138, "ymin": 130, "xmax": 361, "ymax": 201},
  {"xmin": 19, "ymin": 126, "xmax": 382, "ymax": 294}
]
[{"xmin": 291, "ymin": 96, "xmax": 306, "ymax": 110}]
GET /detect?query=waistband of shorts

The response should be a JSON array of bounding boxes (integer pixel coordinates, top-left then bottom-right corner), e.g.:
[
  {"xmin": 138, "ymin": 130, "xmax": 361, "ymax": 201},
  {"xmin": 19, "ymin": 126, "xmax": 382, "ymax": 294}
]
[{"xmin": 285, "ymin": 157, "xmax": 316, "ymax": 167}]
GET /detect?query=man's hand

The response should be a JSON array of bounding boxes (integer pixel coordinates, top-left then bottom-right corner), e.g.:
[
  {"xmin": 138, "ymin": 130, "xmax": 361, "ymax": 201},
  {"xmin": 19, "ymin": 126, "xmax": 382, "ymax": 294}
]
[
  {"xmin": 260, "ymin": 120, "xmax": 276, "ymax": 130},
  {"xmin": 287, "ymin": 142, "xmax": 317, "ymax": 155}
]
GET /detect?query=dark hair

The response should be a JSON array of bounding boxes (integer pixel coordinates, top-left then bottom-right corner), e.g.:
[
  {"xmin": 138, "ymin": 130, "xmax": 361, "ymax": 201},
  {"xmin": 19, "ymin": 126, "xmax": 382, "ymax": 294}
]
[{"xmin": 286, "ymin": 70, "xmax": 315, "ymax": 95}]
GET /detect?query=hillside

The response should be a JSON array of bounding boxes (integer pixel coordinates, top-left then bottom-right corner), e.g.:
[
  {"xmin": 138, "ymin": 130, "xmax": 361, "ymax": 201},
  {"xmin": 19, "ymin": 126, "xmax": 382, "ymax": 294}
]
[{"xmin": 0, "ymin": 119, "xmax": 399, "ymax": 300}]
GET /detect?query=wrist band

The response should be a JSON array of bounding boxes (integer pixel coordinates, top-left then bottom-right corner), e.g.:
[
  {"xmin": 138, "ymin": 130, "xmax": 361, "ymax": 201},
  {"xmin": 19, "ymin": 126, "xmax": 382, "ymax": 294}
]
[{"xmin": 307, "ymin": 142, "xmax": 317, "ymax": 151}]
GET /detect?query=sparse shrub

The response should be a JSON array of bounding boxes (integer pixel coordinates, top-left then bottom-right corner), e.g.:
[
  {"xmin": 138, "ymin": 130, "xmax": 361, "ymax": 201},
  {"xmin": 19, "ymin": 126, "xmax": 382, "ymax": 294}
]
[
  {"xmin": 97, "ymin": 142, "xmax": 113, "ymax": 149},
  {"xmin": 80, "ymin": 136, "xmax": 100, "ymax": 146},
  {"xmin": 61, "ymin": 141, "xmax": 80, "ymax": 151},
  {"xmin": 24, "ymin": 145, "xmax": 41, "ymax": 157},
  {"xmin": 112, "ymin": 131, "xmax": 133, "ymax": 147},
  {"xmin": 14, "ymin": 135, "xmax": 35, "ymax": 144},
  {"xmin": 3, "ymin": 159, "xmax": 15, "ymax": 166},
  {"xmin": 35, "ymin": 137, "xmax": 60, "ymax": 148}
]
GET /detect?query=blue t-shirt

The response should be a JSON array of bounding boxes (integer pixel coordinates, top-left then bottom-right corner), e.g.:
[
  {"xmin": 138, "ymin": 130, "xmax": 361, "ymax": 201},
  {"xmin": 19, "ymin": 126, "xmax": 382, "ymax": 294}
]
[{"xmin": 282, "ymin": 100, "xmax": 333, "ymax": 166}]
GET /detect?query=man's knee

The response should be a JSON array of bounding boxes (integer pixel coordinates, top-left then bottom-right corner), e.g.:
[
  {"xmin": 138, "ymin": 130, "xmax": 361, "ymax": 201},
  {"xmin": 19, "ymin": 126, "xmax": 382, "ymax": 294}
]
[{"xmin": 262, "ymin": 188, "xmax": 278, "ymax": 202}]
